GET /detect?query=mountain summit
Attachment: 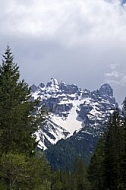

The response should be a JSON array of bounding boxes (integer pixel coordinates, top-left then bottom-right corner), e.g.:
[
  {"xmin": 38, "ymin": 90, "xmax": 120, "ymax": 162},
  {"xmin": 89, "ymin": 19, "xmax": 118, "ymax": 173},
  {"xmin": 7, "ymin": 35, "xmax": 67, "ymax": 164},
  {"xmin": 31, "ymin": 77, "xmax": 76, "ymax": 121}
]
[{"xmin": 99, "ymin": 83, "xmax": 113, "ymax": 96}]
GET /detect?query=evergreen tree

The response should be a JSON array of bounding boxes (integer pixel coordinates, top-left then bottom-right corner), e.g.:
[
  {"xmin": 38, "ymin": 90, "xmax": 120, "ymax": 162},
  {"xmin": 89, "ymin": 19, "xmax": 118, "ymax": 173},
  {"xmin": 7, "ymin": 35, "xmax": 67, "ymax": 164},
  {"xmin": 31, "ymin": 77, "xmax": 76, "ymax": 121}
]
[
  {"xmin": 0, "ymin": 46, "xmax": 44, "ymax": 156},
  {"xmin": 0, "ymin": 46, "xmax": 51, "ymax": 189},
  {"xmin": 88, "ymin": 136, "xmax": 105, "ymax": 190},
  {"xmin": 73, "ymin": 157, "xmax": 90, "ymax": 190},
  {"xmin": 103, "ymin": 109, "xmax": 122, "ymax": 189},
  {"xmin": 0, "ymin": 152, "xmax": 51, "ymax": 189},
  {"xmin": 51, "ymin": 170, "xmax": 64, "ymax": 190}
]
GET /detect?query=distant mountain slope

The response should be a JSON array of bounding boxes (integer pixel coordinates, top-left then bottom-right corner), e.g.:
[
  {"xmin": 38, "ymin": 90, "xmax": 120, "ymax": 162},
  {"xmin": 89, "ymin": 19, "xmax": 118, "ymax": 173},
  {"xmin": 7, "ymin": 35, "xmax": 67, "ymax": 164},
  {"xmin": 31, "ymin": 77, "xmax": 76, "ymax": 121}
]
[{"xmin": 31, "ymin": 78, "xmax": 117, "ymax": 155}]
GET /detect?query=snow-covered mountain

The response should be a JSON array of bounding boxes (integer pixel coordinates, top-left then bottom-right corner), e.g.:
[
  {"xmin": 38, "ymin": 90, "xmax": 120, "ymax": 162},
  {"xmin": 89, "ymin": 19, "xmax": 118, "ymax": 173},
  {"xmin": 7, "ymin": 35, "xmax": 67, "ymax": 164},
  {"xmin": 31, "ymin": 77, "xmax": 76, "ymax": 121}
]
[{"xmin": 31, "ymin": 78, "xmax": 117, "ymax": 151}]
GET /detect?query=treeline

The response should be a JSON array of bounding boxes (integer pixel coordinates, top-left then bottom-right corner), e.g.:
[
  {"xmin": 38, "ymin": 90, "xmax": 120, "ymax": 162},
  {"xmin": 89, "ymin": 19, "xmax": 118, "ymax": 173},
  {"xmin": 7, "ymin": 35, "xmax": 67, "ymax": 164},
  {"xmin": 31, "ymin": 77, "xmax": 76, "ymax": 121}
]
[
  {"xmin": 0, "ymin": 47, "xmax": 126, "ymax": 189},
  {"xmin": 51, "ymin": 158, "xmax": 90, "ymax": 190}
]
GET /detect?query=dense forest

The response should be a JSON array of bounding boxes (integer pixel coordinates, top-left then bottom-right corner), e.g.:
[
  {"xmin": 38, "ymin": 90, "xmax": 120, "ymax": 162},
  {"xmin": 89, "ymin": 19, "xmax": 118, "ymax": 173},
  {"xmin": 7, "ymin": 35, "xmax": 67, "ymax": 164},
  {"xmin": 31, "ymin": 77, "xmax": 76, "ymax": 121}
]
[{"xmin": 0, "ymin": 47, "xmax": 126, "ymax": 189}]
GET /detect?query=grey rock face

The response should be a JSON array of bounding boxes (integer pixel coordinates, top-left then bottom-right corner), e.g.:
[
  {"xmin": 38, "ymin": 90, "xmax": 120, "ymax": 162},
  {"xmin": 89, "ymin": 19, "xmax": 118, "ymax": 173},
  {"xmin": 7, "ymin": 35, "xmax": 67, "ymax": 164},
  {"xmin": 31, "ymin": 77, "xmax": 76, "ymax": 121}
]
[
  {"xmin": 31, "ymin": 84, "xmax": 37, "ymax": 92},
  {"xmin": 59, "ymin": 82, "xmax": 79, "ymax": 94},
  {"xmin": 99, "ymin": 83, "xmax": 113, "ymax": 97},
  {"xmin": 39, "ymin": 83, "xmax": 45, "ymax": 89}
]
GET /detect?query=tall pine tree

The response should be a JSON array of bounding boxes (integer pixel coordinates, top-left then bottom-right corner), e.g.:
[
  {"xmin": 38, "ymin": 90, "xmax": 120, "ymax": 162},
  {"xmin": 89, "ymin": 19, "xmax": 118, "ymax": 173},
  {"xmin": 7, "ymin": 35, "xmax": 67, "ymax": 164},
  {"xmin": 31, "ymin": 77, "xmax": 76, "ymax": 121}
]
[
  {"xmin": 73, "ymin": 157, "xmax": 90, "ymax": 190},
  {"xmin": 88, "ymin": 136, "xmax": 105, "ymax": 190},
  {"xmin": 103, "ymin": 109, "xmax": 120, "ymax": 189},
  {"xmin": 0, "ymin": 46, "xmax": 51, "ymax": 189},
  {"xmin": 0, "ymin": 46, "xmax": 44, "ymax": 156}
]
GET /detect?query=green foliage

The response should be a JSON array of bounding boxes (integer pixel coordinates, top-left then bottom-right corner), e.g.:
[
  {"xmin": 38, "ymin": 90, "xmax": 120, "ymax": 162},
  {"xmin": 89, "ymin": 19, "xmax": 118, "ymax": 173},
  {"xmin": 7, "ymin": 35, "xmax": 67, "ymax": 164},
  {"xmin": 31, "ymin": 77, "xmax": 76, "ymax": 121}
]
[
  {"xmin": 0, "ymin": 152, "xmax": 51, "ymax": 189},
  {"xmin": 88, "ymin": 137, "xmax": 105, "ymax": 190},
  {"xmin": 51, "ymin": 158, "xmax": 90, "ymax": 190},
  {"xmin": 51, "ymin": 171, "xmax": 64, "ymax": 190},
  {"xmin": 73, "ymin": 158, "xmax": 91, "ymax": 190},
  {"xmin": 0, "ymin": 152, "xmax": 30, "ymax": 189},
  {"xmin": 103, "ymin": 109, "xmax": 122, "ymax": 189}
]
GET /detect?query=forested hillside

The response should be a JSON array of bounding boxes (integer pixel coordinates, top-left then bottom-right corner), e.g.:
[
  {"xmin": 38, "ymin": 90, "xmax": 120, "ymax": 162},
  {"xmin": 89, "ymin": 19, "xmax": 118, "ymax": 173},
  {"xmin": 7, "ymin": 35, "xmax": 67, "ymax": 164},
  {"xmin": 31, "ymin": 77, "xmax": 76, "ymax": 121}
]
[{"xmin": 0, "ymin": 47, "xmax": 125, "ymax": 190}]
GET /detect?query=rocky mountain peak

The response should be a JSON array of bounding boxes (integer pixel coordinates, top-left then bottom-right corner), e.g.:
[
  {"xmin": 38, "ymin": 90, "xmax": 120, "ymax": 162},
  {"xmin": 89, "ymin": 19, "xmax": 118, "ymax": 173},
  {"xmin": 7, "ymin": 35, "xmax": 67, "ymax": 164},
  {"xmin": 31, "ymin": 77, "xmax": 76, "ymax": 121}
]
[
  {"xmin": 39, "ymin": 82, "xmax": 45, "ymax": 89},
  {"xmin": 99, "ymin": 83, "xmax": 113, "ymax": 97},
  {"xmin": 31, "ymin": 84, "xmax": 37, "ymax": 92},
  {"xmin": 45, "ymin": 78, "xmax": 60, "ymax": 94},
  {"xmin": 46, "ymin": 78, "xmax": 59, "ymax": 88}
]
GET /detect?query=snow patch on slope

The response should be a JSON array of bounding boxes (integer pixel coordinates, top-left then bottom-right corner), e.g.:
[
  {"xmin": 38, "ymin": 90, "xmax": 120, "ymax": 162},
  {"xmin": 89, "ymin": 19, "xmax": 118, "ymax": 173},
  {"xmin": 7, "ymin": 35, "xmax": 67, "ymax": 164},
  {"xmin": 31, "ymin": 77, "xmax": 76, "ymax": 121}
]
[{"xmin": 51, "ymin": 99, "xmax": 83, "ymax": 135}]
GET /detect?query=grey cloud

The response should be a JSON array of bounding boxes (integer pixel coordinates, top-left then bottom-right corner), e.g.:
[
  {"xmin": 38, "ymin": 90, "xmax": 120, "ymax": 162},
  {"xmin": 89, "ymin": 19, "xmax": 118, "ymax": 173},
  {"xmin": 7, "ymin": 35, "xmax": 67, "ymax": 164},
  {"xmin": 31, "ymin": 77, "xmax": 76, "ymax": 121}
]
[{"xmin": 0, "ymin": 0, "xmax": 126, "ymax": 105}]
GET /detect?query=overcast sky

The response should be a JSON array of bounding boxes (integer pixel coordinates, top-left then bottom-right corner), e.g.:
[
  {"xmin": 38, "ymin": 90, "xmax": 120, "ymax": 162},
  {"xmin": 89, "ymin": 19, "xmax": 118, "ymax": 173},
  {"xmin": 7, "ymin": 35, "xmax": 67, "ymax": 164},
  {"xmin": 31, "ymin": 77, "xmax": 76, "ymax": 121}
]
[{"xmin": 0, "ymin": 0, "xmax": 126, "ymax": 104}]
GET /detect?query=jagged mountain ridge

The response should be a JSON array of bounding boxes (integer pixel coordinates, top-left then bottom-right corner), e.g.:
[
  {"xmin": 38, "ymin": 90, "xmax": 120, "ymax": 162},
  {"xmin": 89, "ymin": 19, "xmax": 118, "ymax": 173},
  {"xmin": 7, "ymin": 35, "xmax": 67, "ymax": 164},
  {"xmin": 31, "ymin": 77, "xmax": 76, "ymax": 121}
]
[{"xmin": 31, "ymin": 78, "xmax": 117, "ymax": 151}]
